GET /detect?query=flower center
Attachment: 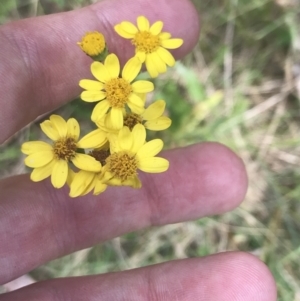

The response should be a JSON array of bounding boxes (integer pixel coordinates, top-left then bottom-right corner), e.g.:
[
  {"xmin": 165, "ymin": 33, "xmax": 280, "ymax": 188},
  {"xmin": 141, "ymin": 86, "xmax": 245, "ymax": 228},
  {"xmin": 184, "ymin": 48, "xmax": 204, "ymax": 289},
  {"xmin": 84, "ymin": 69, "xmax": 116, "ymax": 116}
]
[
  {"xmin": 105, "ymin": 78, "xmax": 132, "ymax": 108},
  {"xmin": 132, "ymin": 31, "xmax": 160, "ymax": 53},
  {"xmin": 89, "ymin": 149, "xmax": 110, "ymax": 166},
  {"xmin": 124, "ymin": 113, "xmax": 143, "ymax": 130},
  {"xmin": 53, "ymin": 137, "xmax": 77, "ymax": 161},
  {"xmin": 77, "ymin": 31, "xmax": 106, "ymax": 56},
  {"xmin": 106, "ymin": 152, "xmax": 138, "ymax": 181}
]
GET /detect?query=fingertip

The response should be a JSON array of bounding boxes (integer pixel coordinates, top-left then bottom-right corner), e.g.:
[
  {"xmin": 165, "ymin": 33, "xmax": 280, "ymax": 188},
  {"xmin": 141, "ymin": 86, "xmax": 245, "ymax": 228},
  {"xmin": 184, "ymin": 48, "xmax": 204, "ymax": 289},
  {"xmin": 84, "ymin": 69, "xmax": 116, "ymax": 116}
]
[
  {"xmin": 166, "ymin": 142, "xmax": 248, "ymax": 218},
  {"xmin": 197, "ymin": 142, "xmax": 248, "ymax": 214},
  {"xmin": 212, "ymin": 251, "xmax": 277, "ymax": 301}
]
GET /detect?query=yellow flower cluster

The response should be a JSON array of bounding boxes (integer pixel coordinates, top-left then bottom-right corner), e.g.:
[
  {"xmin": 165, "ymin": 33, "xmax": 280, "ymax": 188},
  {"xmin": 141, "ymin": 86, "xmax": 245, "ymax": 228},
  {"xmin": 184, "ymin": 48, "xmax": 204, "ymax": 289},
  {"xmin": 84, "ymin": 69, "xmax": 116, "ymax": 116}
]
[{"xmin": 21, "ymin": 16, "xmax": 183, "ymax": 198}]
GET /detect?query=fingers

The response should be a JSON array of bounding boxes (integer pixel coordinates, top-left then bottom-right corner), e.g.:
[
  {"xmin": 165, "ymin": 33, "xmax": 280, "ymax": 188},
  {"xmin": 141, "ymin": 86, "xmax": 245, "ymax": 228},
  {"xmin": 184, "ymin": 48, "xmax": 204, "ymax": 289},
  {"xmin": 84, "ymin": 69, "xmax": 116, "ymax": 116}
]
[
  {"xmin": 0, "ymin": 142, "xmax": 247, "ymax": 284},
  {"xmin": 0, "ymin": 252, "xmax": 276, "ymax": 301},
  {"xmin": 0, "ymin": 0, "xmax": 200, "ymax": 143}
]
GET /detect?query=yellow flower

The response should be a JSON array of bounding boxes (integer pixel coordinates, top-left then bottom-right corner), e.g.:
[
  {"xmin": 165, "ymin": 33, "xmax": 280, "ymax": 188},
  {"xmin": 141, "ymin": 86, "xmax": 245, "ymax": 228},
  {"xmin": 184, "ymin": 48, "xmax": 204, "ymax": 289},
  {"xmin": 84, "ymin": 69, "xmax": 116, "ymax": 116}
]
[
  {"xmin": 103, "ymin": 124, "xmax": 169, "ymax": 188},
  {"xmin": 79, "ymin": 53, "xmax": 154, "ymax": 129},
  {"xmin": 114, "ymin": 16, "xmax": 183, "ymax": 78},
  {"xmin": 77, "ymin": 31, "xmax": 107, "ymax": 58},
  {"xmin": 97, "ymin": 100, "xmax": 171, "ymax": 132},
  {"xmin": 21, "ymin": 115, "xmax": 105, "ymax": 189},
  {"xmin": 69, "ymin": 147, "xmax": 110, "ymax": 198}
]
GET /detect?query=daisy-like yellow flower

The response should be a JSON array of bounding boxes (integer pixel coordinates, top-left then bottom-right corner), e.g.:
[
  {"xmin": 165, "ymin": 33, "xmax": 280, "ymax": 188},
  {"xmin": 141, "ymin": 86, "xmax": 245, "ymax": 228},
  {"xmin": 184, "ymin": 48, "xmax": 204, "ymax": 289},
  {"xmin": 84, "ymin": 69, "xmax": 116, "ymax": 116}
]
[
  {"xmin": 114, "ymin": 16, "xmax": 183, "ymax": 78},
  {"xmin": 102, "ymin": 124, "xmax": 169, "ymax": 188},
  {"xmin": 69, "ymin": 147, "xmax": 110, "ymax": 198},
  {"xmin": 79, "ymin": 53, "xmax": 154, "ymax": 129},
  {"xmin": 97, "ymin": 100, "xmax": 171, "ymax": 132},
  {"xmin": 21, "ymin": 115, "xmax": 105, "ymax": 189},
  {"xmin": 77, "ymin": 31, "xmax": 107, "ymax": 59}
]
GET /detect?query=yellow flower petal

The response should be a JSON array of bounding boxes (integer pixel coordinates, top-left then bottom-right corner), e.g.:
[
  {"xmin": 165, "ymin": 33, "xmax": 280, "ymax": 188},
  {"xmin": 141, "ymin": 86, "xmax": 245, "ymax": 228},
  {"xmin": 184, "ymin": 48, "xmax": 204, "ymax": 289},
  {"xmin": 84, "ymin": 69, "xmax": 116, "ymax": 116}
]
[
  {"xmin": 91, "ymin": 99, "xmax": 110, "ymax": 122},
  {"xmin": 114, "ymin": 24, "xmax": 135, "ymax": 39},
  {"xmin": 79, "ymin": 79, "xmax": 104, "ymax": 90},
  {"xmin": 161, "ymin": 38, "xmax": 183, "ymax": 49},
  {"xmin": 81, "ymin": 91, "xmax": 106, "ymax": 102},
  {"xmin": 82, "ymin": 176, "xmax": 97, "ymax": 196},
  {"xmin": 67, "ymin": 118, "xmax": 80, "ymax": 141},
  {"xmin": 24, "ymin": 151, "xmax": 54, "ymax": 168},
  {"xmin": 67, "ymin": 168, "xmax": 75, "ymax": 186},
  {"xmin": 106, "ymin": 176, "xmax": 140, "ymax": 188},
  {"xmin": 128, "ymin": 94, "xmax": 145, "ymax": 108},
  {"xmin": 157, "ymin": 47, "xmax": 175, "ymax": 67},
  {"xmin": 127, "ymin": 93, "xmax": 145, "ymax": 114},
  {"xmin": 135, "ymin": 51, "xmax": 146, "ymax": 63},
  {"xmin": 95, "ymin": 116, "xmax": 108, "ymax": 132},
  {"xmin": 30, "ymin": 160, "xmax": 55, "ymax": 182},
  {"xmin": 145, "ymin": 55, "xmax": 159, "ymax": 78},
  {"xmin": 105, "ymin": 54, "xmax": 120, "ymax": 78},
  {"xmin": 145, "ymin": 116, "xmax": 171, "ymax": 131},
  {"xmin": 159, "ymin": 32, "xmax": 172, "ymax": 40},
  {"xmin": 103, "ymin": 113, "xmax": 115, "ymax": 131},
  {"xmin": 120, "ymin": 21, "xmax": 138, "ymax": 35},
  {"xmin": 118, "ymin": 126, "xmax": 133, "ymax": 150},
  {"xmin": 77, "ymin": 129, "xmax": 107, "ymax": 149},
  {"xmin": 102, "ymin": 170, "xmax": 114, "ymax": 183},
  {"xmin": 151, "ymin": 52, "xmax": 167, "ymax": 74},
  {"xmin": 103, "ymin": 110, "xmax": 125, "ymax": 132},
  {"xmin": 72, "ymin": 153, "xmax": 102, "ymax": 172},
  {"xmin": 93, "ymin": 178, "xmax": 107, "ymax": 195},
  {"xmin": 131, "ymin": 80, "xmax": 154, "ymax": 93},
  {"xmin": 91, "ymin": 61, "xmax": 111, "ymax": 83},
  {"xmin": 149, "ymin": 21, "xmax": 163, "ymax": 35},
  {"xmin": 105, "ymin": 177, "xmax": 122, "ymax": 186},
  {"xmin": 137, "ymin": 16, "xmax": 150, "ymax": 31},
  {"xmin": 69, "ymin": 170, "xmax": 95, "ymax": 198},
  {"xmin": 108, "ymin": 133, "xmax": 119, "ymax": 153},
  {"xmin": 109, "ymin": 107, "xmax": 124, "ymax": 130},
  {"xmin": 73, "ymin": 172, "xmax": 99, "ymax": 197},
  {"xmin": 131, "ymin": 124, "xmax": 146, "ymax": 154},
  {"xmin": 130, "ymin": 175, "xmax": 142, "ymax": 188},
  {"xmin": 142, "ymin": 100, "xmax": 166, "ymax": 120},
  {"xmin": 50, "ymin": 115, "xmax": 67, "ymax": 138},
  {"xmin": 122, "ymin": 57, "xmax": 142, "ymax": 83},
  {"xmin": 136, "ymin": 139, "xmax": 163, "ymax": 160},
  {"xmin": 40, "ymin": 120, "xmax": 60, "ymax": 141},
  {"xmin": 51, "ymin": 160, "xmax": 68, "ymax": 188},
  {"xmin": 21, "ymin": 141, "xmax": 52, "ymax": 155},
  {"xmin": 138, "ymin": 157, "xmax": 169, "ymax": 173},
  {"xmin": 135, "ymin": 93, "xmax": 147, "ymax": 104}
]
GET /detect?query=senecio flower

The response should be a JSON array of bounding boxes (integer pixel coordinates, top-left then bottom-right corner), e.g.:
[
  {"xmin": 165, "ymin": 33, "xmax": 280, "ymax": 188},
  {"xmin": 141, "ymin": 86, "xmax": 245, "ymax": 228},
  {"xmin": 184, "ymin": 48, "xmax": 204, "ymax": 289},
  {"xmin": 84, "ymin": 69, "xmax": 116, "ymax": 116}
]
[
  {"xmin": 114, "ymin": 16, "xmax": 183, "ymax": 78},
  {"xmin": 21, "ymin": 115, "xmax": 105, "ymax": 189},
  {"xmin": 69, "ymin": 124, "xmax": 169, "ymax": 197},
  {"xmin": 103, "ymin": 124, "xmax": 169, "ymax": 188},
  {"xmin": 77, "ymin": 31, "xmax": 106, "ymax": 58},
  {"xmin": 79, "ymin": 53, "xmax": 154, "ymax": 129}
]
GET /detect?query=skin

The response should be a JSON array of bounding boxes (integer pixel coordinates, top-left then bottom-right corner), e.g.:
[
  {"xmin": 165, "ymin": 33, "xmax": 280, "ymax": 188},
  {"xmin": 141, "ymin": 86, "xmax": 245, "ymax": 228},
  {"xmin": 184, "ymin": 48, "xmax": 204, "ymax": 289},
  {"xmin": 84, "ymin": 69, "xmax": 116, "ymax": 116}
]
[{"xmin": 0, "ymin": 0, "xmax": 277, "ymax": 300}]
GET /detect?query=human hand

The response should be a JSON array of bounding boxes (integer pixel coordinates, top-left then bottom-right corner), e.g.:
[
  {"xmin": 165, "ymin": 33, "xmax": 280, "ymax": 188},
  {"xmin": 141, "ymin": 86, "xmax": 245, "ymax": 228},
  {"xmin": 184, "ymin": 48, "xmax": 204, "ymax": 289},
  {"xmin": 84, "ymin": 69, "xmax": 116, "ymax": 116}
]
[{"xmin": 0, "ymin": 0, "xmax": 277, "ymax": 300}]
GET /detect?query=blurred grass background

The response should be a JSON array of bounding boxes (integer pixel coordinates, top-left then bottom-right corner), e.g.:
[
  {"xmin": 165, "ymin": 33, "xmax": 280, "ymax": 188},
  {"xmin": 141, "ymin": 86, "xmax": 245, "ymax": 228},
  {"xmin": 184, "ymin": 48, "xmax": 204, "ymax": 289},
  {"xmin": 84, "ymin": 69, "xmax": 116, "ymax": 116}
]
[{"xmin": 1, "ymin": 0, "xmax": 300, "ymax": 299}]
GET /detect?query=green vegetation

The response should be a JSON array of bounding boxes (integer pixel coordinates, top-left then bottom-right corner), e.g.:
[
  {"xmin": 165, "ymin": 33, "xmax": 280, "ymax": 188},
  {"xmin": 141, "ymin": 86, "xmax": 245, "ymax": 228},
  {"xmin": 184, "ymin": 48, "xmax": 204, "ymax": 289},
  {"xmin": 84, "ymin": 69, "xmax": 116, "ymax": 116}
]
[{"xmin": 1, "ymin": 0, "xmax": 300, "ymax": 299}]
